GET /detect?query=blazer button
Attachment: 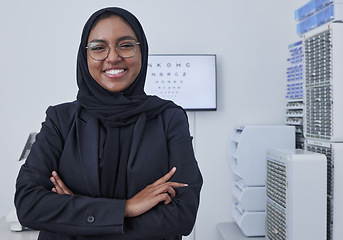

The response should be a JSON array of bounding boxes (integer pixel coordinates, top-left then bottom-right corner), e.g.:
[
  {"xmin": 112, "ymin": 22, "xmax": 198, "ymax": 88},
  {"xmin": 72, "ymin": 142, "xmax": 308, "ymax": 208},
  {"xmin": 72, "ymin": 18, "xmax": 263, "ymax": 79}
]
[{"xmin": 87, "ymin": 216, "xmax": 95, "ymax": 223}]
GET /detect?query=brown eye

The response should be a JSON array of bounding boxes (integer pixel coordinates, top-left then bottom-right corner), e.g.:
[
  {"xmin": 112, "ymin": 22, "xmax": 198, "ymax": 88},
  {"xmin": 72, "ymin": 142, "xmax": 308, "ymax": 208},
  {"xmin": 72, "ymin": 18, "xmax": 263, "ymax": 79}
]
[
  {"xmin": 118, "ymin": 40, "xmax": 135, "ymax": 50},
  {"xmin": 89, "ymin": 42, "xmax": 107, "ymax": 52}
]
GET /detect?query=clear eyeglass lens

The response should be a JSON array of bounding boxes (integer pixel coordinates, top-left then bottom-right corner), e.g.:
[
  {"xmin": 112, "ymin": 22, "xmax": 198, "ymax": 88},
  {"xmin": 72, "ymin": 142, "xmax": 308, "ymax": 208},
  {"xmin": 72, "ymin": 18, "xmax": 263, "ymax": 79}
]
[
  {"xmin": 88, "ymin": 42, "xmax": 108, "ymax": 60},
  {"xmin": 116, "ymin": 40, "xmax": 137, "ymax": 58},
  {"xmin": 88, "ymin": 39, "xmax": 138, "ymax": 60}
]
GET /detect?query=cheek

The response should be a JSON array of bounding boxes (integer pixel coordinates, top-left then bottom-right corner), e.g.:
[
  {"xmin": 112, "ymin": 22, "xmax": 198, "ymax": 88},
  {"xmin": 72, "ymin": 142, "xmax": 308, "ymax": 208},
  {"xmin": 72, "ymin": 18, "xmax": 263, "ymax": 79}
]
[
  {"xmin": 87, "ymin": 56, "xmax": 102, "ymax": 78},
  {"xmin": 131, "ymin": 57, "xmax": 142, "ymax": 79},
  {"xmin": 135, "ymin": 61, "xmax": 142, "ymax": 76}
]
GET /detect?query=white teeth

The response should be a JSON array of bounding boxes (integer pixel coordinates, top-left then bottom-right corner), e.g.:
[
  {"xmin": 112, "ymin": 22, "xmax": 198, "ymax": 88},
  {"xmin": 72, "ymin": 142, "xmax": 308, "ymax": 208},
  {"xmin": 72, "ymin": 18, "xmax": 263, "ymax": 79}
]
[{"xmin": 105, "ymin": 69, "xmax": 124, "ymax": 75}]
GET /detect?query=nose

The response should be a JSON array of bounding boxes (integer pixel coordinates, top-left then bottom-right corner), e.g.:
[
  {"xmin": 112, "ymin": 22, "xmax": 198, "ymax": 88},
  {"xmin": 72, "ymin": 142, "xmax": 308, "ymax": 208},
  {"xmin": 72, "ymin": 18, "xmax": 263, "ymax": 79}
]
[{"xmin": 106, "ymin": 46, "xmax": 122, "ymax": 62}]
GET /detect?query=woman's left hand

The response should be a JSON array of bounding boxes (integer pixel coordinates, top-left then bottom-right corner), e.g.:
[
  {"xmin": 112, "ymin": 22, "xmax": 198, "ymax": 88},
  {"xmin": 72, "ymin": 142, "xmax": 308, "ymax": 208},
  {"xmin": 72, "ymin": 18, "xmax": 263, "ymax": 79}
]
[{"xmin": 50, "ymin": 171, "xmax": 74, "ymax": 195}]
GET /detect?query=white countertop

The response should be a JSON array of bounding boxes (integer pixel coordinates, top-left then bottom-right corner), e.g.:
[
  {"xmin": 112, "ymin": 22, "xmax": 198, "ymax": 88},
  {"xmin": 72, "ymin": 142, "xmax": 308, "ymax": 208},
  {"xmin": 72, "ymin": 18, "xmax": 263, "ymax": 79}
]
[
  {"xmin": 0, "ymin": 217, "xmax": 39, "ymax": 240},
  {"xmin": 217, "ymin": 222, "xmax": 266, "ymax": 240}
]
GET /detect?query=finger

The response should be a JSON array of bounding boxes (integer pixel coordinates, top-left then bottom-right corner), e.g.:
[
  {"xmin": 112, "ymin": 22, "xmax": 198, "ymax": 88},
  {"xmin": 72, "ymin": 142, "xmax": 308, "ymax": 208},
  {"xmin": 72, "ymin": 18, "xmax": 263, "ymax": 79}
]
[
  {"xmin": 51, "ymin": 172, "xmax": 64, "ymax": 192},
  {"xmin": 50, "ymin": 176, "xmax": 59, "ymax": 189},
  {"xmin": 50, "ymin": 177, "xmax": 64, "ymax": 194},
  {"xmin": 146, "ymin": 181, "xmax": 187, "ymax": 200},
  {"xmin": 155, "ymin": 192, "xmax": 172, "ymax": 205},
  {"xmin": 157, "ymin": 184, "xmax": 177, "ymax": 198},
  {"xmin": 158, "ymin": 182, "xmax": 188, "ymax": 198},
  {"xmin": 168, "ymin": 182, "xmax": 188, "ymax": 188},
  {"xmin": 151, "ymin": 183, "xmax": 184, "ymax": 199},
  {"xmin": 152, "ymin": 167, "xmax": 176, "ymax": 186},
  {"xmin": 51, "ymin": 171, "xmax": 74, "ymax": 195},
  {"xmin": 52, "ymin": 171, "xmax": 70, "ymax": 194},
  {"xmin": 163, "ymin": 193, "xmax": 172, "ymax": 205},
  {"xmin": 52, "ymin": 171, "xmax": 64, "ymax": 187}
]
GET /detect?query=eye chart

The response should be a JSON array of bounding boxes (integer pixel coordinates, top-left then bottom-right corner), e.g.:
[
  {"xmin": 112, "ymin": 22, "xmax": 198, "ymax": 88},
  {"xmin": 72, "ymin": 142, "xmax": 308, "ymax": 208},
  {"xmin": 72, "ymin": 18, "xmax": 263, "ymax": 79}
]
[{"xmin": 145, "ymin": 54, "xmax": 217, "ymax": 110}]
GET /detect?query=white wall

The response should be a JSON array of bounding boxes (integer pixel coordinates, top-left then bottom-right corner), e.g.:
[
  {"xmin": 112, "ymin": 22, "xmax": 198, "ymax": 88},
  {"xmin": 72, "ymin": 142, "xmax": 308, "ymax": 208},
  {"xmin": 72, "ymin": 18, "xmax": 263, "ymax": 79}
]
[{"xmin": 0, "ymin": 0, "xmax": 307, "ymax": 239}]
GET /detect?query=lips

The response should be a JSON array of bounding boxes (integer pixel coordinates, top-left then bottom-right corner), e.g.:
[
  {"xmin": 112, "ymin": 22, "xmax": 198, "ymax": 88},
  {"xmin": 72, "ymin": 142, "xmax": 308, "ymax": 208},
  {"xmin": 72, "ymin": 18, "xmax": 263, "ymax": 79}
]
[{"xmin": 104, "ymin": 69, "xmax": 125, "ymax": 75}]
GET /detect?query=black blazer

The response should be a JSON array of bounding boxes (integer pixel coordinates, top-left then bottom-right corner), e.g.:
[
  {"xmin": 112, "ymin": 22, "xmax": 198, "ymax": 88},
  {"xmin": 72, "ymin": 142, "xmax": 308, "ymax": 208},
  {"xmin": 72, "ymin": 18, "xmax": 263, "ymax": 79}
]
[{"xmin": 15, "ymin": 101, "xmax": 203, "ymax": 240}]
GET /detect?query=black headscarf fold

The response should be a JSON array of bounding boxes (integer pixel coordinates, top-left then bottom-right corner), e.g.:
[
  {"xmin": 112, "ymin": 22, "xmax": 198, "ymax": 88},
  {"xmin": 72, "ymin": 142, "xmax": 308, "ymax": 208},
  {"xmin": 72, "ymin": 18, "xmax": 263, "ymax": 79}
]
[{"xmin": 76, "ymin": 7, "xmax": 178, "ymax": 198}]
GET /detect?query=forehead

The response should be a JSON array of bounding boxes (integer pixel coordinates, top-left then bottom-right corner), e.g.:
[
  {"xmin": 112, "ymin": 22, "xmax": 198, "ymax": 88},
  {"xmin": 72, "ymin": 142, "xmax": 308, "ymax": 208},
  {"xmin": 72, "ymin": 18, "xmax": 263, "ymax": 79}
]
[{"xmin": 88, "ymin": 15, "xmax": 137, "ymax": 42}]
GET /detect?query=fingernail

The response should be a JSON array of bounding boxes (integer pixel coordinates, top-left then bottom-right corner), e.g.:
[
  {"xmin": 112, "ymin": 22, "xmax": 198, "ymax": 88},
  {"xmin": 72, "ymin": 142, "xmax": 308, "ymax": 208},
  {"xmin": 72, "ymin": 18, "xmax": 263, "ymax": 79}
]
[
  {"xmin": 50, "ymin": 177, "xmax": 55, "ymax": 182},
  {"xmin": 172, "ymin": 167, "xmax": 176, "ymax": 171},
  {"xmin": 184, "ymin": 184, "xmax": 188, "ymax": 187},
  {"xmin": 52, "ymin": 171, "xmax": 57, "ymax": 176}
]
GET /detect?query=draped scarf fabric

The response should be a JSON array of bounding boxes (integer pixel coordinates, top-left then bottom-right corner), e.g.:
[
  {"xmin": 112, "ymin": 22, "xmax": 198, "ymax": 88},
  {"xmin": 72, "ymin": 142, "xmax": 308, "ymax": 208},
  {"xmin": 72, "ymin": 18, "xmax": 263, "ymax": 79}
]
[{"xmin": 76, "ymin": 7, "xmax": 178, "ymax": 198}]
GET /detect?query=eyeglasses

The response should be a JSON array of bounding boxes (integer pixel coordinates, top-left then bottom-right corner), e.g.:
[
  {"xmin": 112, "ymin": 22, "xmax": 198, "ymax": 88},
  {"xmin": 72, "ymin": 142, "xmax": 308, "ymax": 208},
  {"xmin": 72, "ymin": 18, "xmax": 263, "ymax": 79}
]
[{"xmin": 86, "ymin": 39, "xmax": 141, "ymax": 60}]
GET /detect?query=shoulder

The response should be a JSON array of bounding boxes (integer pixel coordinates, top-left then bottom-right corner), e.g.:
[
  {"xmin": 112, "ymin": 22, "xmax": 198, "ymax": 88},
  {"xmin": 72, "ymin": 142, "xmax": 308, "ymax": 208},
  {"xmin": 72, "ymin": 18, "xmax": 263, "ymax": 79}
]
[
  {"xmin": 48, "ymin": 100, "xmax": 81, "ymax": 113},
  {"xmin": 162, "ymin": 107, "xmax": 187, "ymax": 121},
  {"xmin": 45, "ymin": 100, "xmax": 81, "ymax": 126},
  {"xmin": 160, "ymin": 106, "xmax": 190, "ymax": 132},
  {"xmin": 145, "ymin": 95, "xmax": 188, "ymax": 128}
]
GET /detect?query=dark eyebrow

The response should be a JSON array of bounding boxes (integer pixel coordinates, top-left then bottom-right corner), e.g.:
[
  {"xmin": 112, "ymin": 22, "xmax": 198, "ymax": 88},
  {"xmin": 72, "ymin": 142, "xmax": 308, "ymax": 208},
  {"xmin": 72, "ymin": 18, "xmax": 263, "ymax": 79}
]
[
  {"xmin": 88, "ymin": 39, "xmax": 107, "ymax": 44},
  {"xmin": 117, "ymin": 36, "xmax": 137, "ymax": 42},
  {"xmin": 88, "ymin": 36, "xmax": 138, "ymax": 45}
]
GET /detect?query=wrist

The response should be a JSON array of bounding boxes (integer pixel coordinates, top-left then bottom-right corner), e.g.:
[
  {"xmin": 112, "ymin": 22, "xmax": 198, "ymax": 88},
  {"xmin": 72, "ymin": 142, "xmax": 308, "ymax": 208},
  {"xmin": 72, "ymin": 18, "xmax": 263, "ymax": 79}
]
[{"xmin": 124, "ymin": 199, "xmax": 132, "ymax": 217}]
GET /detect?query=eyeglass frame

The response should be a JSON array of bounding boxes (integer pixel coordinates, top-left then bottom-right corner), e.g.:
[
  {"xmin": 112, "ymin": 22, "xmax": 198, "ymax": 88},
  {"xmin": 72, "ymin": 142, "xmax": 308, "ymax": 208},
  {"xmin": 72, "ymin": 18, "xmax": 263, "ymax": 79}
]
[{"xmin": 85, "ymin": 38, "xmax": 141, "ymax": 61}]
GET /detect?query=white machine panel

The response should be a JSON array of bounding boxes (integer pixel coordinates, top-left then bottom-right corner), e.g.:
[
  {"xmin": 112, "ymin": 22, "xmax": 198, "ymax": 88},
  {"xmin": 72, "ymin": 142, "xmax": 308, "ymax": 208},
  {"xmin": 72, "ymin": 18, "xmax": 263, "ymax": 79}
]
[
  {"xmin": 231, "ymin": 202, "xmax": 265, "ymax": 237},
  {"xmin": 305, "ymin": 139, "xmax": 343, "ymax": 240},
  {"xmin": 232, "ymin": 179, "xmax": 266, "ymax": 211},
  {"xmin": 304, "ymin": 22, "xmax": 343, "ymax": 141},
  {"xmin": 228, "ymin": 125, "xmax": 295, "ymax": 186},
  {"xmin": 266, "ymin": 149, "xmax": 327, "ymax": 240}
]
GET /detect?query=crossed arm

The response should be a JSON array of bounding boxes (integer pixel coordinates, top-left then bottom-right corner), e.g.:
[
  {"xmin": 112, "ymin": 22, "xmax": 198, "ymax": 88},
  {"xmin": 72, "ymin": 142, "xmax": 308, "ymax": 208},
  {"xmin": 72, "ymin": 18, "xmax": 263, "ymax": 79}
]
[{"xmin": 50, "ymin": 167, "xmax": 187, "ymax": 218}]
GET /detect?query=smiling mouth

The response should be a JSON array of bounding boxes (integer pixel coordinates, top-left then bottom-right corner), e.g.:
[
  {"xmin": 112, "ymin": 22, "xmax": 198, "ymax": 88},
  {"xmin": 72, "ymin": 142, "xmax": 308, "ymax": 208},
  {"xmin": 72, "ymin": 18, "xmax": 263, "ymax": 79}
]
[{"xmin": 104, "ymin": 69, "xmax": 126, "ymax": 75}]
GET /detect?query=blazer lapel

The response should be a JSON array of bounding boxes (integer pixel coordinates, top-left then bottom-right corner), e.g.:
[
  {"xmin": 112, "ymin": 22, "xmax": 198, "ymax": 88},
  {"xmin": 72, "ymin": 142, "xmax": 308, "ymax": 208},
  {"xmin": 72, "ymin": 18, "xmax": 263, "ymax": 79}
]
[
  {"xmin": 128, "ymin": 113, "xmax": 146, "ymax": 169},
  {"xmin": 76, "ymin": 110, "xmax": 101, "ymax": 197}
]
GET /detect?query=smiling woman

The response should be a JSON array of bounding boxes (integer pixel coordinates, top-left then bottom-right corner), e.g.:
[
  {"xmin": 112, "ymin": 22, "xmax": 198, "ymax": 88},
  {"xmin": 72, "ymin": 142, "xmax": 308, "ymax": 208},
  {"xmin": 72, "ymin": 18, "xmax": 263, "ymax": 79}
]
[
  {"xmin": 86, "ymin": 15, "xmax": 142, "ymax": 93},
  {"xmin": 14, "ymin": 7, "xmax": 202, "ymax": 240}
]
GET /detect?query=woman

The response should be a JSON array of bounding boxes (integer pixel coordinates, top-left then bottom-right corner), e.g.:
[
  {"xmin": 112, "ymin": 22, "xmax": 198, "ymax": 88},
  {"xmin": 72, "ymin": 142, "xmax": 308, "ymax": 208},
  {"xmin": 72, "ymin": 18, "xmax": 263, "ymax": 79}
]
[{"xmin": 14, "ymin": 7, "xmax": 202, "ymax": 240}]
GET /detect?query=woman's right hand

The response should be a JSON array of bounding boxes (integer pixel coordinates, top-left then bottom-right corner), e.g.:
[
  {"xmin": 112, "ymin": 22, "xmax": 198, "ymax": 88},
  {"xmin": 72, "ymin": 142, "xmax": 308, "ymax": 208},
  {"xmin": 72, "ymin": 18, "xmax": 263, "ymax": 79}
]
[
  {"xmin": 124, "ymin": 167, "xmax": 187, "ymax": 218},
  {"xmin": 50, "ymin": 171, "xmax": 74, "ymax": 196}
]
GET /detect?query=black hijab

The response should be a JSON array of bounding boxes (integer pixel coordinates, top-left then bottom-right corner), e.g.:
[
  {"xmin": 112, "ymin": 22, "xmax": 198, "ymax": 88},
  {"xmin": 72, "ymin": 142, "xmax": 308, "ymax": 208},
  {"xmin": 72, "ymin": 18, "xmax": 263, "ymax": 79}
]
[
  {"xmin": 76, "ymin": 7, "xmax": 178, "ymax": 198},
  {"xmin": 76, "ymin": 7, "xmax": 177, "ymax": 127}
]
